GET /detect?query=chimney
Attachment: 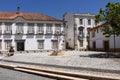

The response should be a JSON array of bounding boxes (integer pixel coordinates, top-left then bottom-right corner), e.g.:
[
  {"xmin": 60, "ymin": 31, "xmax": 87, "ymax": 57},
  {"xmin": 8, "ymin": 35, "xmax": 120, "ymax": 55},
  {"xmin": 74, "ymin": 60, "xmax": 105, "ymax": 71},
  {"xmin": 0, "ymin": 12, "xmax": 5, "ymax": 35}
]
[{"xmin": 16, "ymin": 5, "xmax": 20, "ymax": 14}]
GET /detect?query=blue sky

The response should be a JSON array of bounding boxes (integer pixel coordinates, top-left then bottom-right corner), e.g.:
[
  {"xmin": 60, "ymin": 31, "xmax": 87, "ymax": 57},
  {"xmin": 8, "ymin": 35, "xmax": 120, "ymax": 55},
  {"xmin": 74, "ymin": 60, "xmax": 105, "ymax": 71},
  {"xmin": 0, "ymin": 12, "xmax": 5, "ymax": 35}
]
[{"xmin": 0, "ymin": 0, "xmax": 119, "ymax": 19}]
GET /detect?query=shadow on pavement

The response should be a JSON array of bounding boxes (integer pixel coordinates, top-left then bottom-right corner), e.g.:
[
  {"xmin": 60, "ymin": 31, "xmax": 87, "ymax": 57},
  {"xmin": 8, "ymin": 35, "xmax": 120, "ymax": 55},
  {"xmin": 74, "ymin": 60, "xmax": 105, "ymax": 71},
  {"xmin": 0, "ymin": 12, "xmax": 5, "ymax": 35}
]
[{"xmin": 80, "ymin": 52, "xmax": 120, "ymax": 58}]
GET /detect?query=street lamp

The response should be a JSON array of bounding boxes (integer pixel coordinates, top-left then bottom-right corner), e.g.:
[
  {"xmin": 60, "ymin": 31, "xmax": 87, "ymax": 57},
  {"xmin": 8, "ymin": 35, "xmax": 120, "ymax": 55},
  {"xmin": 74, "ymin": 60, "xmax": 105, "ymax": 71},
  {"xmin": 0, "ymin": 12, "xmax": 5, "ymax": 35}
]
[
  {"xmin": 52, "ymin": 30, "xmax": 64, "ymax": 56},
  {"xmin": 56, "ymin": 30, "xmax": 60, "ymax": 54}
]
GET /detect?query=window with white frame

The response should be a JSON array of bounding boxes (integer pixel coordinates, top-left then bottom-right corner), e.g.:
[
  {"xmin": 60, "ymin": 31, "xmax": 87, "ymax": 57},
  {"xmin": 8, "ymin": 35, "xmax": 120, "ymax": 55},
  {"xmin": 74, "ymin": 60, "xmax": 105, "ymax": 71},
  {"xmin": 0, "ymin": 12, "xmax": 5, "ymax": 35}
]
[
  {"xmin": 55, "ymin": 24, "xmax": 61, "ymax": 33},
  {"xmin": 5, "ymin": 24, "xmax": 11, "ymax": 34},
  {"xmin": 79, "ymin": 40, "xmax": 83, "ymax": 47},
  {"xmin": 38, "ymin": 40, "xmax": 44, "ymax": 49},
  {"xmin": 28, "ymin": 24, "xmax": 34, "ymax": 34},
  {"xmin": 5, "ymin": 41, "xmax": 11, "ymax": 50},
  {"xmin": 79, "ymin": 19, "xmax": 83, "ymax": 25},
  {"xmin": 37, "ymin": 24, "xmax": 44, "ymax": 34},
  {"xmin": 46, "ymin": 24, "xmax": 52, "ymax": 33},
  {"xmin": 88, "ymin": 19, "xmax": 91, "ymax": 25},
  {"xmin": 16, "ymin": 24, "xmax": 23, "ymax": 34},
  {"xmin": 52, "ymin": 40, "xmax": 57, "ymax": 49}
]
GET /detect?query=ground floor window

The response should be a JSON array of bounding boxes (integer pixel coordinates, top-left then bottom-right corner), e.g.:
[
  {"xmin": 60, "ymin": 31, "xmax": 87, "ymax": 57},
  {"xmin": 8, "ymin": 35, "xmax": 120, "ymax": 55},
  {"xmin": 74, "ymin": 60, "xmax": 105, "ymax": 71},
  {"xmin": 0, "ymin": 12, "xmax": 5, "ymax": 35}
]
[
  {"xmin": 52, "ymin": 40, "xmax": 57, "ymax": 49},
  {"xmin": 5, "ymin": 41, "xmax": 12, "ymax": 50},
  {"xmin": 38, "ymin": 40, "xmax": 44, "ymax": 49}
]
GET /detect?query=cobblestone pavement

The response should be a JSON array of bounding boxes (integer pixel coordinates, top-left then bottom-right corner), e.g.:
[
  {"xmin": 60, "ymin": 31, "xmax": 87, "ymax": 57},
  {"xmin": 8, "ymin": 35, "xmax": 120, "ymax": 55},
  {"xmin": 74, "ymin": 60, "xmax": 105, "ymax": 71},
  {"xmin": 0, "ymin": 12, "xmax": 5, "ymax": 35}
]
[{"xmin": 0, "ymin": 51, "xmax": 120, "ymax": 71}]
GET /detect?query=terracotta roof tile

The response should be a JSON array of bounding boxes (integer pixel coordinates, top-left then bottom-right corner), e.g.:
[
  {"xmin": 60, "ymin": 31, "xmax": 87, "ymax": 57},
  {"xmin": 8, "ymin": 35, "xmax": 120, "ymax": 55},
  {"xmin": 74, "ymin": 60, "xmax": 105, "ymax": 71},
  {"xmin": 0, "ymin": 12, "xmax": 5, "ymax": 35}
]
[{"xmin": 0, "ymin": 12, "xmax": 62, "ymax": 21}]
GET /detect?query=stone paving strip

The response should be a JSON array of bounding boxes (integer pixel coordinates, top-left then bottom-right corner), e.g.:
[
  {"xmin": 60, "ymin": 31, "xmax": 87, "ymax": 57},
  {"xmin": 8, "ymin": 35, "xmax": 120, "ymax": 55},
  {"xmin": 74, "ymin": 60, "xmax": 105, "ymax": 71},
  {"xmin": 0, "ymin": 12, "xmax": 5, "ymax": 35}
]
[
  {"xmin": 0, "ymin": 63, "xmax": 87, "ymax": 80},
  {"xmin": 1, "ymin": 63, "xmax": 120, "ymax": 80}
]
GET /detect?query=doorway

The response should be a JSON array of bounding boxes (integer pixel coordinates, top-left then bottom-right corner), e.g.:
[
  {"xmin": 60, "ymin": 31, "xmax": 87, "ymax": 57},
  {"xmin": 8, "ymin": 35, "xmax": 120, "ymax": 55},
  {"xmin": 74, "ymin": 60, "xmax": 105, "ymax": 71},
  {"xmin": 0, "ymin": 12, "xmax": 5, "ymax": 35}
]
[
  {"xmin": 17, "ymin": 42, "xmax": 24, "ymax": 51},
  {"xmin": 103, "ymin": 40, "xmax": 109, "ymax": 52},
  {"xmin": 93, "ymin": 41, "xmax": 96, "ymax": 51}
]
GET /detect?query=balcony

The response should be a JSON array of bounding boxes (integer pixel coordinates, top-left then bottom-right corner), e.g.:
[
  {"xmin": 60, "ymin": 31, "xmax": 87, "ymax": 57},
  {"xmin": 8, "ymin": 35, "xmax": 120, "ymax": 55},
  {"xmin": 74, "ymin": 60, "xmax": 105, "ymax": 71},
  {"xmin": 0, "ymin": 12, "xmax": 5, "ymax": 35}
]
[
  {"xmin": 28, "ymin": 30, "xmax": 34, "ymax": 34},
  {"xmin": 16, "ymin": 30, "xmax": 23, "ymax": 34},
  {"xmin": 37, "ymin": 31, "xmax": 44, "ymax": 34},
  {"xmin": 46, "ymin": 31, "xmax": 53, "ymax": 34},
  {"xmin": 5, "ymin": 31, "xmax": 12, "ymax": 34}
]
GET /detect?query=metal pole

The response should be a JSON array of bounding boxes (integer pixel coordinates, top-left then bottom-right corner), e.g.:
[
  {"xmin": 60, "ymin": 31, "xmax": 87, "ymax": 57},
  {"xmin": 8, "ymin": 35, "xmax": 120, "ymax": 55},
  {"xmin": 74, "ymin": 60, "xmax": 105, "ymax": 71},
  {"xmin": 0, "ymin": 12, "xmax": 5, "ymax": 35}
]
[
  {"xmin": 57, "ymin": 34, "xmax": 59, "ymax": 54},
  {"xmin": 113, "ymin": 32, "xmax": 116, "ymax": 52}
]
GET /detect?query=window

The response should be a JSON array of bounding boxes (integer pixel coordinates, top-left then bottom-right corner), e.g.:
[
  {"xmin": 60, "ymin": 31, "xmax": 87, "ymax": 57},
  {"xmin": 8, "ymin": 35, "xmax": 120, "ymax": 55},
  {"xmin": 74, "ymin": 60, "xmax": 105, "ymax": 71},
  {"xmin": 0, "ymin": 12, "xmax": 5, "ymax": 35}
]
[
  {"xmin": 88, "ymin": 19, "xmax": 91, "ymax": 25},
  {"xmin": 5, "ymin": 41, "xmax": 11, "ymax": 50},
  {"xmin": 78, "ymin": 27, "xmax": 84, "ymax": 38},
  {"xmin": 37, "ymin": 24, "xmax": 44, "ymax": 34},
  {"xmin": 46, "ymin": 24, "xmax": 52, "ymax": 33},
  {"xmin": 5, "ymin": 25, "xmax": 11, "ymax": 34},
  {"xmin": 55, "ymin": 24, "xmax": 61, "ymax": 31},
  {"xmin": 79, "ymin": 40, "xmax": 83, "ymax": 47},
  {"xmin": 38, "ymin": 40, "xmax": 44, "ymax": 49},
  {"xmin": 28, "ymin": 24, "xmax": 34, "ymax": 34},
  {"xmin": 79, "ymin": 19, "xmax": 83, "ymax": 25},
  {"xmin": 16, "ymin": 24, "xmax": 23, "ymax": 34},
  {"xmin": 52, "ymin": 40, "xmax": 57, "ymax": 49},
  {"xmin": 55, "ymin": 24, "xmax": 61, "ymax": 34}
]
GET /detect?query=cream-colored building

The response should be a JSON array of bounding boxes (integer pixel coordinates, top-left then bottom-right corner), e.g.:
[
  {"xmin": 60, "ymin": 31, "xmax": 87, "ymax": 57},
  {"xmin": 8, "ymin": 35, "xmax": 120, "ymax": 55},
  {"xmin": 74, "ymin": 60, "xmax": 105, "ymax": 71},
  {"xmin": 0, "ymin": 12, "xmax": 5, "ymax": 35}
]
[
  {"xmin": 88, "ymin": 23, "xmax": 120, "ymax": 52},
  {"xmin": 0, "ymin": 11, "xmax": 65, "ymax": 52},
  {"xmin": 63, "ymin": 13, "xmax": 95, "ymax": 50}
]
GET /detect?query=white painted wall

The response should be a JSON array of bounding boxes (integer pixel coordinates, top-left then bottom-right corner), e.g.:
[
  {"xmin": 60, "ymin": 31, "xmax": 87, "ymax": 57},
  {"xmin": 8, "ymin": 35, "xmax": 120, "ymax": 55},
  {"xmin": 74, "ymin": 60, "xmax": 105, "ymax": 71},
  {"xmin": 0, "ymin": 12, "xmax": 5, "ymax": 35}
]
[
  {"xmin": 64, "ymin": 13, "xmax": 95, "ymax": 49},
  {"xmin": 0, "ymin": 17, "xmax": 65, "ymax": 51},
  {"xmin": 89, "ymin": 26, "xmax": 120, "ymax": 50},
  {"xmin": 64, "ymin": 13, "xmax": 74, "ymax": 48}
]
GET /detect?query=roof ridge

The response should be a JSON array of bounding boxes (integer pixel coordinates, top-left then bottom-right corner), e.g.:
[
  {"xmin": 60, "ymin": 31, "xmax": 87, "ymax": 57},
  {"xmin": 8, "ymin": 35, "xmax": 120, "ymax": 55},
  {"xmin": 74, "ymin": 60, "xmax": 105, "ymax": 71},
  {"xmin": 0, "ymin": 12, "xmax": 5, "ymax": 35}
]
[{"xmin": 0, "ymin": 11, "xmax": 62, "ymax": 21}]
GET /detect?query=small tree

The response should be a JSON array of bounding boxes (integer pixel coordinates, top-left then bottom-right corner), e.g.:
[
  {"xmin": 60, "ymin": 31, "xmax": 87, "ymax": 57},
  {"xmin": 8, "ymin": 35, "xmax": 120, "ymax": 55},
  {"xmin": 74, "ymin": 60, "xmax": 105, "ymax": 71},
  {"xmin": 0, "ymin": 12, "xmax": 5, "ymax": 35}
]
[
  {"xmin": 95, "ymin": 2, "xmax": 120, "ymax": 36},
  {"xmin": 96, "ymin": 2, "xmax": 120, "ymax": 52}
]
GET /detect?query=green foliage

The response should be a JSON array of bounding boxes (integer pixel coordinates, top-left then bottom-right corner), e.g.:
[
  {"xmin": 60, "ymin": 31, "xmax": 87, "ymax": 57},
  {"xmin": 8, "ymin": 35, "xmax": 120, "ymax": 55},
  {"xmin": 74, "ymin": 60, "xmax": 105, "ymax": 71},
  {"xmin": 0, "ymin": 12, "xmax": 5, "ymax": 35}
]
[{"xmin": 95, "ymin": 2, "xmax": 120, "ymax": 36}]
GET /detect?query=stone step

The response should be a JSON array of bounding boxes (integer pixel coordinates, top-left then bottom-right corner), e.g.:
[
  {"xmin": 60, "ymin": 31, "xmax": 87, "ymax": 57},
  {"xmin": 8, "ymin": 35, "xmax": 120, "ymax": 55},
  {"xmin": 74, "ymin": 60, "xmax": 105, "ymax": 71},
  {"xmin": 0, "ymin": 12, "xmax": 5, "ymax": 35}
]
[{"xmin": 15, "ymin": 68, "xmax": 87, "ymax": 80}]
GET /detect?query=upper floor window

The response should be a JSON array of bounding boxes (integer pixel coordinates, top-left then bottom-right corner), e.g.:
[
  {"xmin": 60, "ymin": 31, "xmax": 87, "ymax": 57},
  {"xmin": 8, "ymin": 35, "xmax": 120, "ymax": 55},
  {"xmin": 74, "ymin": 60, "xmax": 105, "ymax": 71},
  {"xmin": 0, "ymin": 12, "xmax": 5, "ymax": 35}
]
[
  {"xmin": 78, "ymin": 27, "xmax": 84, "ymax": 38},
  {"xmin": 16, "ymin": 23, "xmax": 23, "ymax": 34},
  {"xmin": 79, "ymin": 40, "xmax": 83, "ymax": 47},
  {"xmin": 79, "ymin": 19, "xmax": 83, "ymax": 25},
  {"xmin": 46, "ymin": 24, "xmax": 52, "ymax": 34},
  {"xmin": 37, "ymin": 24, "xmax": 44, "ymax": 34},
  {"xmin": 28, "ymin": 23, "xmax": 34, "ymax": 34},
  {"xmin": 55, "ymin": 24, "xmax": 61, "ymax": 33},
  {"xmin": 5, "ymin": 23, "xmax": 12, "ymax": 34},
  {"xmin": 88, "ymin": 19, "xmax": 91, "ymax": 25}
]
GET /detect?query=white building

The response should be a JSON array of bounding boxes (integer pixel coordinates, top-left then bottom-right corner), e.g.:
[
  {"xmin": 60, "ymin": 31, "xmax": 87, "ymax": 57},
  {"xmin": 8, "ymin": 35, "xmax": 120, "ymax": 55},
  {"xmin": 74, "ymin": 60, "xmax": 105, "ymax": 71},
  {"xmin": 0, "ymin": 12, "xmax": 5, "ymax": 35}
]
[
  {"xmin": 0, "ymin": 11, "xmax": 65, "ymax": 52},
  {"xmin": 63, "ymin": 13, "xmax": 95, "ymax": 50},
  {"xmin": 88, "ymin": 23, "xmax": 120, "ymax": 52}
]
